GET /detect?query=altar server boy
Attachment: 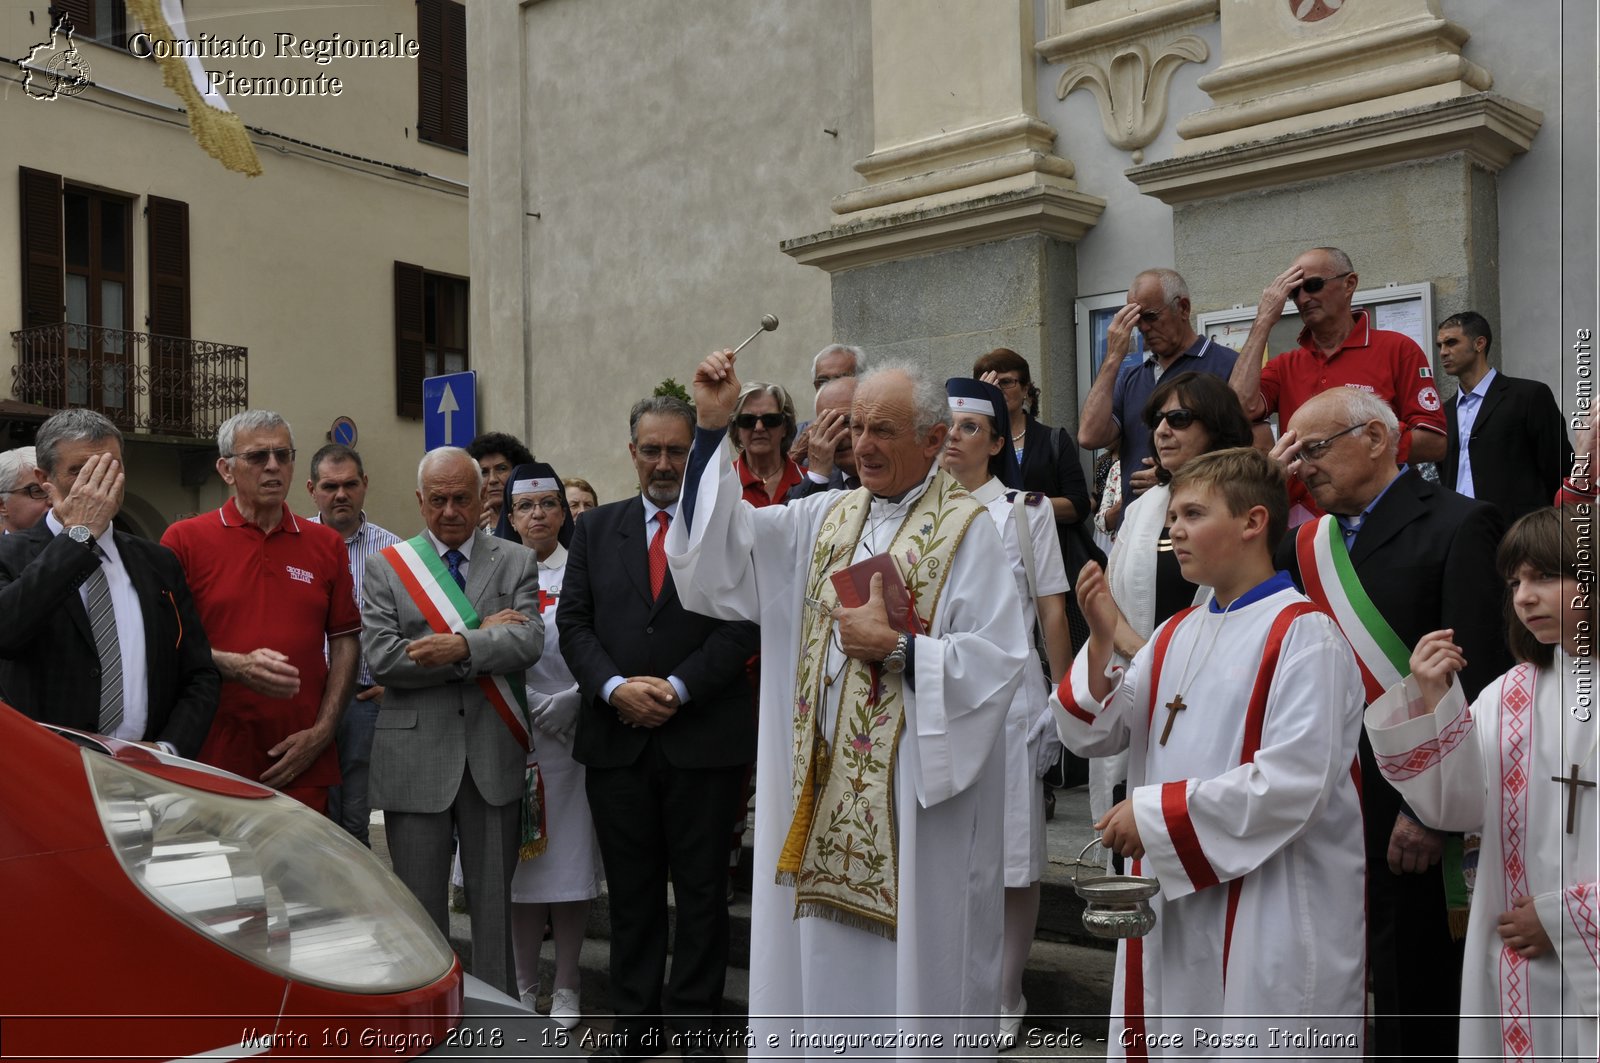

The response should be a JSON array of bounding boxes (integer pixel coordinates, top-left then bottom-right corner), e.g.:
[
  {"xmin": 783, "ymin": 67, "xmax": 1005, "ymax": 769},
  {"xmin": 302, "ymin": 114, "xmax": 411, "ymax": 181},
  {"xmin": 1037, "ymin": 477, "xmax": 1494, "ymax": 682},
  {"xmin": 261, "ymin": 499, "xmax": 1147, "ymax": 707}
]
[{"xmin": 1055, "ymin": 447, "xmax": 1367, "ymax": 1058}]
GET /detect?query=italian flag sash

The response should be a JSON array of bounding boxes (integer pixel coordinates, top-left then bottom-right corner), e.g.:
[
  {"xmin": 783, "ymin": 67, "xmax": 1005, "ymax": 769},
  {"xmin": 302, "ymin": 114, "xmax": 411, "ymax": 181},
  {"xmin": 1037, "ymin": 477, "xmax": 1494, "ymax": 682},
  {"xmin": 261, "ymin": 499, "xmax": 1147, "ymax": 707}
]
[
  {"xmin": 1295, "ymin": 515, "xmax": 1471, "ymax": 937},
  {"xmin": 1294, "ymin": 515, "xmax": 1409, "ymax": 704},
  {"xmin": 381, "ymin": 536, "xmax": 547, "ymax": 859}
]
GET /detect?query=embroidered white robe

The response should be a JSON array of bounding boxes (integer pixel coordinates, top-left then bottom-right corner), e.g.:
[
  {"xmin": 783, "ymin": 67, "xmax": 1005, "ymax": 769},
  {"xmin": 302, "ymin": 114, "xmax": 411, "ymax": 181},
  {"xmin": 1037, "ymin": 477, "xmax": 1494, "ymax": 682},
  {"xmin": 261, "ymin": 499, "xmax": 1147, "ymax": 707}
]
[
  {"xmin": 1054, "ymin": 583, "xmax": 1367, "ymax": 1058},
  {"xmin": 668, "ymin": 456, "xmax": 1029, "ymax": 1057},
  {"xmin": 1366, "ymin": 656, "xmax": 1600, "ymax": 1061}
]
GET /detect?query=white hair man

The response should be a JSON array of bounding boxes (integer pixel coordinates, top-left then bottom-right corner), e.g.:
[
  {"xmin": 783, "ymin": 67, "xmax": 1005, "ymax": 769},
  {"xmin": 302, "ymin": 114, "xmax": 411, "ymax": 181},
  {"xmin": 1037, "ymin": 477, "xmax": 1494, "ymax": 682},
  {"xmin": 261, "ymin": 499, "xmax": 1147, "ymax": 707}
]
[
  {"xmin": 0, "ymin": 446, "xmax": 49, "ymax": 534},
  {"xmin": 669, "ymin": 348, "xmax": 1029, "ymax": 1054},
  {"xmin": 162, "ymin": 410, "xmax": 360, "ymax": 812}
]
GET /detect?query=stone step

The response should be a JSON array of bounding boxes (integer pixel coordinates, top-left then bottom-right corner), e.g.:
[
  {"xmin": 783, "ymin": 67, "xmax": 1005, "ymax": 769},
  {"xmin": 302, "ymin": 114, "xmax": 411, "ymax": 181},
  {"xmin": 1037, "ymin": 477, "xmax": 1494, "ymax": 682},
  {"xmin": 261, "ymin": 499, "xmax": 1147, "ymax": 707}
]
[{"xmin": 513, "ymin": 933, "xmax": 1114, "ymax": 1050}]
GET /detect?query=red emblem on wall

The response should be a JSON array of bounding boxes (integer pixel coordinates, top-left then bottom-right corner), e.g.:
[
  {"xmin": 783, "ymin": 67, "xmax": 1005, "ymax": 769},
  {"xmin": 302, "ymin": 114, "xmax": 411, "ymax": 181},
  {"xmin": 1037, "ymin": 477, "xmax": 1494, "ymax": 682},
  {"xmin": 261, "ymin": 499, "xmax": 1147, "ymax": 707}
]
[{"xmin": 1289, "ymin": 0, "xmax": 1343, "ymax": 22}]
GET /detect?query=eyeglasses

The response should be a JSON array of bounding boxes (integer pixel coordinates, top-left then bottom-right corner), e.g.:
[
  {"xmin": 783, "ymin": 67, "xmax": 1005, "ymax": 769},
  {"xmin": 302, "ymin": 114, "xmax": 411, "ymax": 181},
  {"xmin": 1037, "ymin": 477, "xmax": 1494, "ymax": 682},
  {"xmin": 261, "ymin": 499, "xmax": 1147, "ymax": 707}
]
[
  {"xmin": 1298, "ymin": 423, "xmax": 1366, "ymax": 460},
  {"xmin": 512, "ymin": 498, "xmax": 563, "ymax": 515},
  {"xmin": 734, "ymin": 413, "xmax": 786, "ymax": 430},
  {"xmin": 951, "ymin": 420, "xmax": 994, "ymax": 439},
  {"xmin": 226, "ymin": 447, "xmax": 296, "ymax": 466},
  {"xmin": 635, "ymin": 444, "xmax": 690, "ymax": 462},
  {"xmin": 1, "ymin": 484, "xmax": 48, "ymax": 502},
  {"xmin": 1290, "ymin": 272, "xmax": 1351, "ymax": 300},
  {"xmin": 992, "ymin": 376, "xmax": 1024, "ymax": 391},
  {"xmin": 1148, "ymin": 408, "xmax": 1197, "ymax": 430},
  {"xmin": 1137, "ymin": 299, "xmax": 1179, "ymax": 325}
]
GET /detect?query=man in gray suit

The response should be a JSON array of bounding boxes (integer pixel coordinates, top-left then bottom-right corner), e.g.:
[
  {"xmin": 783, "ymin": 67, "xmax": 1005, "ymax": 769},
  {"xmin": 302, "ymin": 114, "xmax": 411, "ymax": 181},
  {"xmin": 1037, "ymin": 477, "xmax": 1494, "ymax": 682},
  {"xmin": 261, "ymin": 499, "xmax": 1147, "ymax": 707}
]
[{"xmin": 361, "ymin": 446, "xmax": 542, "ymax": 996}]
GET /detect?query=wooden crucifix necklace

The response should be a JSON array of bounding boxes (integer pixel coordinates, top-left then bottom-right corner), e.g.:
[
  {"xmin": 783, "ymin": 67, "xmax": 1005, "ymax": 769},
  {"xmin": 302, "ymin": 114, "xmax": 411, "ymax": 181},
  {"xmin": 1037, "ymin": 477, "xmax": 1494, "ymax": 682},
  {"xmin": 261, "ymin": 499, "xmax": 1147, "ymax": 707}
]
[
  {"xmin": 1159, "ymin": 595, "xmax": 1243, "ymax": 746},
  {"xmin": 1552, "ymin": 725, "xmax": 1598, "ymax": 835}
]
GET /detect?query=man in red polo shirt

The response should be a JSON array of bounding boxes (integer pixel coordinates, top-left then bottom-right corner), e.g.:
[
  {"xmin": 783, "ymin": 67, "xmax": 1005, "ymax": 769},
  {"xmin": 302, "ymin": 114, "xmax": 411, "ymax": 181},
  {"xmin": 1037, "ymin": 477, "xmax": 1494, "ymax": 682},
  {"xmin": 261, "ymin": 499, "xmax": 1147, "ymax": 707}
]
[
  {"xmin": 1230, "ymin": 246, "xmax": 1447, "ymax": 479},
  {"xmin": 162, "ymin": 409, "xmax": 359, "ymax": 811}
]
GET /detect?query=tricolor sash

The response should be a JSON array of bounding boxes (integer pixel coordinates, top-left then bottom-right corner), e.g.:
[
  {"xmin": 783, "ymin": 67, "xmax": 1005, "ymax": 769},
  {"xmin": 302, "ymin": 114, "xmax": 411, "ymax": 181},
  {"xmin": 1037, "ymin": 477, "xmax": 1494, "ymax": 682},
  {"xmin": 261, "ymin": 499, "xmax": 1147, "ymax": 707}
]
[
  {"xmin": 1295, "ymin": 515, "xmax": 1471, "ymax": 936},
  {"xmin": 381, "ymin": 536, "xmax": 547, "ymax": 859},
  {"xmin": 781, "ymin": 471, "xmax": 981, "ymax": 937},
  {"xmin": 1295, "ymin": 516, "xmax": 1409, "ymax": 704}
]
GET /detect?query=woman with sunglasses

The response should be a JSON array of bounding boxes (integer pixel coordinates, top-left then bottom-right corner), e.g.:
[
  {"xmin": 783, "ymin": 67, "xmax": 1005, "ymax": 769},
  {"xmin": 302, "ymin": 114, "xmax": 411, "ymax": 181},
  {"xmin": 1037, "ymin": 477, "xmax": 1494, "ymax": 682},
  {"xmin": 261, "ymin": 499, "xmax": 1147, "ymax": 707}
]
[
  {"xmin": 495, "ymin": 463, "xmax": 603, "ymax": 1028},
  {"xmin": 941, "ymin": 377, "xmax": 1072, "ymax": 1047},
  {"xmin": 730, "ymin": 381, "xmax": 803, "ymax": 506},
  {"xmin": 1082, "ymin": 372, "xmax": 1253, "ymax": 846}
]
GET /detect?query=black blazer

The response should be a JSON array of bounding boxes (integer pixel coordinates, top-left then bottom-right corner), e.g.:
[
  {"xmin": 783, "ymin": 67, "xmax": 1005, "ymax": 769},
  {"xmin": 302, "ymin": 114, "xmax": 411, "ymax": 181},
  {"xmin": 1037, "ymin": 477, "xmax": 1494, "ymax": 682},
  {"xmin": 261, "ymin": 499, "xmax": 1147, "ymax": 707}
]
[
  {"xmin": 559, "ymin": 496, "xmax": 759, "ymax": 770},
  {"xmin": 1443, "ymin": 372, "xmax": 1572, "ymax": 526},
  {"xmin": 1019, "ymin": 416, "xmax": 1098, "ymax": 573},
  {"xmin": 1278, "ymin": 471, "xmax": 1510, "ymax": 833},
  {"xmin": 0, "ymin": 523, "xmax": 219, "ymax": 756}
]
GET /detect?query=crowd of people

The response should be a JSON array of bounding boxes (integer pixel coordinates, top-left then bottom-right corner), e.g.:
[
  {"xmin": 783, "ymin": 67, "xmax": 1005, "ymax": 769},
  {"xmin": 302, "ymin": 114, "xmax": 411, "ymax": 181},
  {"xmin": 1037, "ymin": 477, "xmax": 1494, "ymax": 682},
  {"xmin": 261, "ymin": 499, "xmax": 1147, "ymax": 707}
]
[{"xmin": 0, "ymin": 242, "xmax": 1593, "ymax": 1060}]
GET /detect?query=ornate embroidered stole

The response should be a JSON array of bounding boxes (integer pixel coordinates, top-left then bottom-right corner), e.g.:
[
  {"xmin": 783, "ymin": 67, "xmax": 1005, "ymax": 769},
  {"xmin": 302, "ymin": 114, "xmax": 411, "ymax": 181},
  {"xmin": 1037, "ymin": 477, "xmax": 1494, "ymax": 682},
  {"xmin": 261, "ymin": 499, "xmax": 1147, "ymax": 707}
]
[{"xmin": 779, "ymin": 470, "xmax": 981, "ymax": 937}]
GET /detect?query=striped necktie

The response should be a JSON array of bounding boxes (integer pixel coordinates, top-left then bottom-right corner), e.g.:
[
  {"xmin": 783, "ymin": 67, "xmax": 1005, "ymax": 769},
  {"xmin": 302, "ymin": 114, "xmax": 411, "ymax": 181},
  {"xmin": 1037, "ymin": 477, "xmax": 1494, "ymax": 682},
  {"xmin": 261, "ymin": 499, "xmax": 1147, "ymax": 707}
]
[{"xmin": 85, "ymin": 545, "xmax": 124, "ymax": 738}]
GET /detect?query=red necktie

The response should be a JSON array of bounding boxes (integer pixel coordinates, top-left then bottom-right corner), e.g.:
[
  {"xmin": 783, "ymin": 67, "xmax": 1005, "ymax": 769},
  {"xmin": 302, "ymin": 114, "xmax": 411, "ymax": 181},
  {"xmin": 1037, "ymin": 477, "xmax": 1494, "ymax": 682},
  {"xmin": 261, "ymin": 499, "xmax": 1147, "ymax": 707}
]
[{"xmin": 648, "ymin": 511, "xmax": 670, "ymax": 599}]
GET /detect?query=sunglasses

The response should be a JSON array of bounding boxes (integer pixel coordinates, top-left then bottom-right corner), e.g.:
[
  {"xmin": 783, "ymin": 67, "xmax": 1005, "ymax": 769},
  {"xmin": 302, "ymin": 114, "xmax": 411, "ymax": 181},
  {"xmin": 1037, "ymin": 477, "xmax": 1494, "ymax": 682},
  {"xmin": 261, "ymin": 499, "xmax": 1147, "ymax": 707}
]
[
  {"xmin": 734, "ymin": 413, "xmax": 786, "ymax": 430},
  {"xmin": 227, "ymin": 447, "xmax": 296, "ymax": 466},
  {"xmin": 1137, "ymin": 299, "xmax": 1179, "ymax": 325},
  {"xmin": 1290, "ymin": 271, "xmax": 1351, "ymax": 300},
  {"xmin": 1148, "ymin": 408, "xmax": 1197, "ymax": 430}
]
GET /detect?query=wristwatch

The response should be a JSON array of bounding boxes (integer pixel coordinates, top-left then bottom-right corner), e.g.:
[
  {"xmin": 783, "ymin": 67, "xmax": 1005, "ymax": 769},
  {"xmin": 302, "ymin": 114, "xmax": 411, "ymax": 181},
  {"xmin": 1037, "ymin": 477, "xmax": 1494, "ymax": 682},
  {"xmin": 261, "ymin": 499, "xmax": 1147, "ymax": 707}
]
[
  {"xmin": 881, "ymin": 632, "xmax": 910, "ymax": 675},
  {"xmin": 65, "ymin": 525, "xmax": 94, "ymax": 548}
]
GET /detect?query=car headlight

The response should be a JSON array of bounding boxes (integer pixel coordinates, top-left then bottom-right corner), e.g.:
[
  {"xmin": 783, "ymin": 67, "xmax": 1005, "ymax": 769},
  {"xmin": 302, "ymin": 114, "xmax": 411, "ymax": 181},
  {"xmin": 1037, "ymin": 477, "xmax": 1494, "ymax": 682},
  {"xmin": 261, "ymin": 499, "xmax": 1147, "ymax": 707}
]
[{"xmin": 84, "ymin": 750, "xmax": 455, "ymax": 993}]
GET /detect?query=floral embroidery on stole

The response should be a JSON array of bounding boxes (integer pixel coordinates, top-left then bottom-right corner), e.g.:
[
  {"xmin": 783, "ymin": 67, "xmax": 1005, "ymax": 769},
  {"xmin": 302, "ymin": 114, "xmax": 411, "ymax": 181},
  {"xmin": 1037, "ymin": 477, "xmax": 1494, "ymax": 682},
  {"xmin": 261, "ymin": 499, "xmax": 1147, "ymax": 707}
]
[{"xmin": 779, "ymin": 471, "xmax": 981, "ymax": 937}]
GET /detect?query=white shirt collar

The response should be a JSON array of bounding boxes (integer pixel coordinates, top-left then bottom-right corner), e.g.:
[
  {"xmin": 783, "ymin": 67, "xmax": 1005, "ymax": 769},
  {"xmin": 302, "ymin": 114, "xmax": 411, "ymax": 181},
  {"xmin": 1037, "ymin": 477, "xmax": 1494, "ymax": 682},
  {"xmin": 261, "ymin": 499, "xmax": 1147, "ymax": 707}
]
[
  {"xmin": 425, "ymin": 528, "xmax": 475, "ymax": 560},
  {"xmin": 539, "ymin": 543, "xmax": 568, "ymax": 571}
]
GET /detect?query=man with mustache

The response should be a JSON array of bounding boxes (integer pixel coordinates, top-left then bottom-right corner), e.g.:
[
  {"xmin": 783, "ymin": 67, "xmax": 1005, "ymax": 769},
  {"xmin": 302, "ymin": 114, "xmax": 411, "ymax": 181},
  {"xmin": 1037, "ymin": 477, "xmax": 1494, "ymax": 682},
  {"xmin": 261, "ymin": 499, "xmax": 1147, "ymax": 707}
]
[{"xmin": 163, "ymin": 410, "xmax": 360, "ymax": 813}]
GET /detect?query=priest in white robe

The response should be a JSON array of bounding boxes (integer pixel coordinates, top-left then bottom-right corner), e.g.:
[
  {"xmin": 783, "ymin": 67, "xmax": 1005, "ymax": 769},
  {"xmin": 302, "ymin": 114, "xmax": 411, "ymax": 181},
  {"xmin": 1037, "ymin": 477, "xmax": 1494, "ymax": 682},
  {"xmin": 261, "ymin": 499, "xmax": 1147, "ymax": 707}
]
[
  {"xmin": 667, "ymin": 350, "xmax": 1028, "ymax": 1057},
  {"xmin": 1369, "ymin": 660, "xmax": 1598, "ymax": 1061}
]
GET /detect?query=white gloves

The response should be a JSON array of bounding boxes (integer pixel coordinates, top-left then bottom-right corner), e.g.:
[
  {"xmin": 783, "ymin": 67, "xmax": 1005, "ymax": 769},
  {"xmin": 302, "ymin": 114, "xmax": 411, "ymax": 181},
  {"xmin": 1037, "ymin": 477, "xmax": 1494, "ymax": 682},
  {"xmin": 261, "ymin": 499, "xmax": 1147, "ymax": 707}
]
[
  {"xmin": 528, "ymin": 684, "xmax": 581, "ymax": 742},
  {"xmin": 1027, "ymin": 706, "xmax": 1063, "ymax": 778}
]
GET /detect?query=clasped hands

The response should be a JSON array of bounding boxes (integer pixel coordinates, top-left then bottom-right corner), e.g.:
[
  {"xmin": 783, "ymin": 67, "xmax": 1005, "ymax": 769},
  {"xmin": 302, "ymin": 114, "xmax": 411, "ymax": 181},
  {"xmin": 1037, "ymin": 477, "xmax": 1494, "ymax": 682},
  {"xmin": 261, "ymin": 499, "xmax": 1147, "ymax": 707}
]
[{"xmin": 612, "ymin": 676, "xmax": 679, "ymax": 728}]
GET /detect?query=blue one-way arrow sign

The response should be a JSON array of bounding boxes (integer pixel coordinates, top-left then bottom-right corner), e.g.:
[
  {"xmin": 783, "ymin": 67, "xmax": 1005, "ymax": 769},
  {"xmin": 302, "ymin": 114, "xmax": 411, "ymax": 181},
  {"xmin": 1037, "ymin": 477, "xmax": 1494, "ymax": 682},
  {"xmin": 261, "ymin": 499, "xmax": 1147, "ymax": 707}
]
[{"xmin": 423, "ymin": 370, "xmax": 478, "ymax": 450}]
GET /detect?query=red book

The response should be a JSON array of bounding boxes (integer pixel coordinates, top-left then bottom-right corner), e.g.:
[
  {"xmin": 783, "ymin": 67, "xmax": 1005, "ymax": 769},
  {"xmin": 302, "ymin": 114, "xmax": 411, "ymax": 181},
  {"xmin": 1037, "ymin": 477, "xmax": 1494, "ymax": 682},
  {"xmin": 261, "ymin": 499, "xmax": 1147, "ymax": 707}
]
[{"xmin": 830, "ymin": 553, "xmax": 925, "ymax": 635}]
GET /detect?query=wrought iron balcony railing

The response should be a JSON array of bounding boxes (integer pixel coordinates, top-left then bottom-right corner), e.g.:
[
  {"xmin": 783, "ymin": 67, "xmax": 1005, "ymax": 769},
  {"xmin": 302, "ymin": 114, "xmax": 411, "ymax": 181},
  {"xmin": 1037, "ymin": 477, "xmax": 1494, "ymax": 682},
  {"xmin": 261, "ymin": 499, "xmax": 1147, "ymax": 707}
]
[{"xmin": 11, "ymin": 323, "xmax": 248, "ymax": 441}]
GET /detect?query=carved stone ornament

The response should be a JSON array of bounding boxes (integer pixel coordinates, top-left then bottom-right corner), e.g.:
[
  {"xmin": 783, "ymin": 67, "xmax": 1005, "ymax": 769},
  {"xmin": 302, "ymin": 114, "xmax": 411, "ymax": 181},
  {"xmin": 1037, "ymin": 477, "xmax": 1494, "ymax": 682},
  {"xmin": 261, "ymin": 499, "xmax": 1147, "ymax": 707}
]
[{"xmin": 1056, "ymin": 35, "xmax": 1209, "ymax": 157}]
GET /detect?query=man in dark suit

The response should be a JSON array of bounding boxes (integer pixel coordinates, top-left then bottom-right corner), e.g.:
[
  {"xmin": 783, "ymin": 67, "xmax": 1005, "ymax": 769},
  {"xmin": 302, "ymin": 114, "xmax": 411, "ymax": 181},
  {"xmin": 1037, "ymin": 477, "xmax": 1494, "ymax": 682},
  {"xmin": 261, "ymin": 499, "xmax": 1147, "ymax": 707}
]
[
  {"xmin": 0, "ymin": 410, "xmax": 218, "ymax": 755},
  {"xmin": 560, "ymin": 395, "xmax": 759, "ymax": 1061},
  {"xmin": 1277, "ymin": 387, "xmax": 1508, "ymax": 1063},
  {"xmin": 1438, "ymin": 310, "xmax": 1572, "ymax": 526}
]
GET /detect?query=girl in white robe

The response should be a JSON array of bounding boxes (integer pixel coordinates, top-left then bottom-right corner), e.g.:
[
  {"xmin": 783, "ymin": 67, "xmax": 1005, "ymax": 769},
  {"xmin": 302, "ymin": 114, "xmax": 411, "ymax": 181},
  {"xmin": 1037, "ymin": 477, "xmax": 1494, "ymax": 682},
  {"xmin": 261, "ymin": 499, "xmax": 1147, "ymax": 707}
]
[{"xmin": 1366, "ymin": 506, "xmax": 1598, "ymax": 1061}]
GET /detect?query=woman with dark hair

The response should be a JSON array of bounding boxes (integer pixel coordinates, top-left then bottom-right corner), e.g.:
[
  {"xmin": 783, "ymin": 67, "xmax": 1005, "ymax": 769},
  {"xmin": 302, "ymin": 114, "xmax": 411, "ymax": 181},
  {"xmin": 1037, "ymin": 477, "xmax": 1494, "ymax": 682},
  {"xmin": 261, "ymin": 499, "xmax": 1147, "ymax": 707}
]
[
  {"xmin": 731, "ymin": 381, "xmax": 803, "ymax": 505},
  {"xmin": 1080, "ymin": 371, "xmax": 1253, "ymax": 841},
  {"xmin": 941, "ymin": 377, "xmax": 1071, "ymax": 1046},
  {"xmin": 1367, "ymin": 506, "xmax": 1599, "ymax": 1059},
  {"xmin": 498, "ymin": 463, "xmax": 602, "ymax": 1028}
]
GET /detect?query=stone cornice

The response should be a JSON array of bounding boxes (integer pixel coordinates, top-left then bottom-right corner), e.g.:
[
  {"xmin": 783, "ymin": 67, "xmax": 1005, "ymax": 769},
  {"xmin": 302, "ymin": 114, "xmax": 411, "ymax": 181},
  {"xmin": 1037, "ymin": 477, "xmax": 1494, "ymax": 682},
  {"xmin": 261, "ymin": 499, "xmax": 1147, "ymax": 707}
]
[
  {"xmin": 781, "ymin": 185, "xmax": 1106, "ymax": 274},
  {"xmin": 1037, "ymin": 0, "xmax": 1219, "ymax": 61},
  {"xmin": 1128, "ymin": 93, "xmax": 1542, "ymax": 206}
]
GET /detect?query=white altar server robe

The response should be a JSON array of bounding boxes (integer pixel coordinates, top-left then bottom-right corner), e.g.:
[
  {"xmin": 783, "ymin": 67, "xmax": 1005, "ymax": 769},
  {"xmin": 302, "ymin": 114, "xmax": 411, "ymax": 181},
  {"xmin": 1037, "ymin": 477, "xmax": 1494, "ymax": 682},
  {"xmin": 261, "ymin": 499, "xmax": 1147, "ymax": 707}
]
[
  {"xmin": 1367, "ymin": 657, "xmax": 1599, "ymax": 1062},
  {"xmin": 1054, "ymin": 581, "xmax": 1367, "ymax": 1059}
]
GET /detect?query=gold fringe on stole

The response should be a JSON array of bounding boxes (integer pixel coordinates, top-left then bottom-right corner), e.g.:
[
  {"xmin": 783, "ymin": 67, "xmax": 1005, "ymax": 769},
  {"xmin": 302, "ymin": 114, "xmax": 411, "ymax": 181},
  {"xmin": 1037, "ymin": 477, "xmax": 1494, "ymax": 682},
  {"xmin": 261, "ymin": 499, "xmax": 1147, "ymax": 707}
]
[
  {"xmin": 124, "ymin": 0, "xmax": 263, "ymax": 176},
  {"xmin": 793, "ymin": 901, "xmax": 898, "ymax": 941}
]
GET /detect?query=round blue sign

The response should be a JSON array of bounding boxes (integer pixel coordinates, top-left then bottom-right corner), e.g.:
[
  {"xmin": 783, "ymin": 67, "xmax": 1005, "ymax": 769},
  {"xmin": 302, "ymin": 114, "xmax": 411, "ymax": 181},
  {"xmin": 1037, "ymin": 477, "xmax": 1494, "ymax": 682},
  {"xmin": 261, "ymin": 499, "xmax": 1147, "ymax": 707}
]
[{"xmin": 331, "ymin": 416, "xmax": 357, "ymax": 447}]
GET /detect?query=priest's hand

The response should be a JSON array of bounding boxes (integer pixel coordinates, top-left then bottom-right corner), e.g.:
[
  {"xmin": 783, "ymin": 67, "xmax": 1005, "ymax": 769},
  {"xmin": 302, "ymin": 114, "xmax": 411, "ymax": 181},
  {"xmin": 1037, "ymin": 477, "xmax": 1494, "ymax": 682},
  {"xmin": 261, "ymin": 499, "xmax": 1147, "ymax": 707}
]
[
  {"xmin": 1094, "ymin": 799, "xmax": 1144, "ymax": 860},
  {"xmin": 833, "ymin": 572, "xmax": 899, "ymax": 661},
  {"xmin": 1387, "ymin": 812, "xmax": 1444, "ymax": 875},
  {"xmin": 1497, "ymin": 895, "xmax": 1553, "ymax": 958},
  {"xmin": 612, "ymin": 677, "xmax": 677, "ymax": 728},
  {"xmin": 1410, "ymin": 629, "xmax": 1465, "ymax": 714},
  {"xmin": 692, "ymin": 348, "xmax": 742, "ymax": 430}
]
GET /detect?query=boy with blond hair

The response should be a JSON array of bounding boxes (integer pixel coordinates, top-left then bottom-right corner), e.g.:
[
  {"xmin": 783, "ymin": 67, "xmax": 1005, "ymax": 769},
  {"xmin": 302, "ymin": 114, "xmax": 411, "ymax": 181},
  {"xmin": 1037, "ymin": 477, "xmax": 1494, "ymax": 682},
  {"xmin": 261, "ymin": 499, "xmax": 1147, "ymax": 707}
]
[{"xmin": 1055, "ymin": 447, "xmax": 1367, "ymax": 1058}]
